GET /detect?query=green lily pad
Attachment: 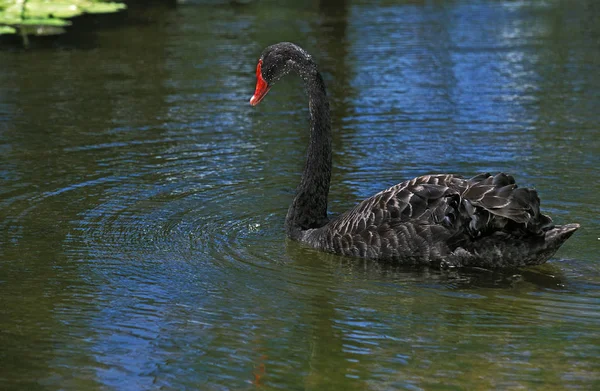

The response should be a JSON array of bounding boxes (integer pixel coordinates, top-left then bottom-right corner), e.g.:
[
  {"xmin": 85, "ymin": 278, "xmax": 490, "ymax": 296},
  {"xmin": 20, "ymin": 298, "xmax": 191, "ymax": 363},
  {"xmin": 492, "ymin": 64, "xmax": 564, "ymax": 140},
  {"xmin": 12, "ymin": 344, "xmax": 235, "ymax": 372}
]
[
  {"xmin": 24, "ymin": 3, "xmax": 83, "ymax": 19},
  {"xmin": 0, "ymin": 0, "xmax": 126, "ymax": 37},
  {"xmin": 21, "ymin": 1, "xmax": 127, "ymax": 19},
  {"xmin": 81, "ymin": 2, "xmax": 127, "ymax": 14},
  {"xmin": 0, "ymin": 25, "xmax": 16, "ymax": 34},
  {"xmin": 18, "ymin": 18, "xmax": 72, "ymax": 27}
]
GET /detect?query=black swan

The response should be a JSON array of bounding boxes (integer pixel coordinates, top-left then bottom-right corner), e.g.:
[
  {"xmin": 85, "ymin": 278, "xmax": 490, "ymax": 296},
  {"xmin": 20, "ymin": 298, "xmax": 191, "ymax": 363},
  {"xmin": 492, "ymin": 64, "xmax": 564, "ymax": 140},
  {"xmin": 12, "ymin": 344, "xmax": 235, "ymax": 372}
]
[{"xmin": 249, "ymin": 42, "xmax": 579, "ymax": 268}]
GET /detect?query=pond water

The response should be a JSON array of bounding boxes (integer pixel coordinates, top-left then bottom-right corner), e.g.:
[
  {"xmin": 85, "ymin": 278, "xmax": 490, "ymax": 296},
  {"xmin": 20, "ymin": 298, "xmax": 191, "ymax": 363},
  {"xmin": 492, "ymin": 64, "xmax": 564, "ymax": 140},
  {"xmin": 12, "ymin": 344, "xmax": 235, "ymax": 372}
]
[{"xmin": 0, "ymin": 0, "xmax": 599, "ymax": 389}]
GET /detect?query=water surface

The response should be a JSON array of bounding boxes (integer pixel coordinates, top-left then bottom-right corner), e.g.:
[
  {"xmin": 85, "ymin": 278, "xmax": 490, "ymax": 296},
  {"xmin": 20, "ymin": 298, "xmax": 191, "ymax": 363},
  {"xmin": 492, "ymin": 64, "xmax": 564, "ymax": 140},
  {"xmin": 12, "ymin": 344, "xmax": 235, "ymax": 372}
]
[{"xmin": 0, "ymin": 1, "xmax": 599, "ymax": 390}]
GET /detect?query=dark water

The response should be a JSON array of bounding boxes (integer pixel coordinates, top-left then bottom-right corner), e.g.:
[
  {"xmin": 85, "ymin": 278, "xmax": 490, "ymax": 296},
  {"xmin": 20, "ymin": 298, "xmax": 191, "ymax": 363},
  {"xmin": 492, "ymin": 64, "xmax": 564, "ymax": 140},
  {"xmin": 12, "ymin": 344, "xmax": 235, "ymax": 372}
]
[{"xmin": 1, "ymin": 1, "xmax": 599, "ymax": 389}]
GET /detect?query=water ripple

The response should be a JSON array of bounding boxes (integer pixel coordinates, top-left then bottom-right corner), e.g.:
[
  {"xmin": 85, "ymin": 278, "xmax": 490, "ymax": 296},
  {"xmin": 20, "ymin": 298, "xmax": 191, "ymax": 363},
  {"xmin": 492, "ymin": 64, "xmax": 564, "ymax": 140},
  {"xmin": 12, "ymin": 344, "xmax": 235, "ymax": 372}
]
[{"xmin": 0, "ymin": 1, "xmax": 598, "ymax": 390}]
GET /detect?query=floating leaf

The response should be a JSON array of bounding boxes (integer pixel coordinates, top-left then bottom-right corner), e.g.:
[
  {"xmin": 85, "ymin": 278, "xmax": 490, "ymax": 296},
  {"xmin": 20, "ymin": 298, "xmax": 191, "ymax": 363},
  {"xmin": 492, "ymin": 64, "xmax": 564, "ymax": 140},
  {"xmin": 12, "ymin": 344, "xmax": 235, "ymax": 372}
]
[
  {"xmin": 24, "ymin": 3, "xmax": 83, "ymax": 19},
  {"xmin": 0, "ymin": 25, "xmax": 16, "ymax": 34},
  {"xmin": 81, "ymin": 2, "xmax": 127, "ymax": 14},
  {"xmin": 0, "ymin": 0, "xmax": 126, "ymax": 38},
  {"xmin": 18, "ymin": 18, "xmax": 72, "ymax": 27}
]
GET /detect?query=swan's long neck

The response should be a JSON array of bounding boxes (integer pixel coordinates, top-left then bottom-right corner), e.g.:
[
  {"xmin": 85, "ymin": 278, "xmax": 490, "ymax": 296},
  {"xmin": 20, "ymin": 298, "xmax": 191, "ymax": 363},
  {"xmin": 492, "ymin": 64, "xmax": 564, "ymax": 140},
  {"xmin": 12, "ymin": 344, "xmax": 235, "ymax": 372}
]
[{"xmin": 285, "ymin": 70, "xmax": 332, "ymax": 239}]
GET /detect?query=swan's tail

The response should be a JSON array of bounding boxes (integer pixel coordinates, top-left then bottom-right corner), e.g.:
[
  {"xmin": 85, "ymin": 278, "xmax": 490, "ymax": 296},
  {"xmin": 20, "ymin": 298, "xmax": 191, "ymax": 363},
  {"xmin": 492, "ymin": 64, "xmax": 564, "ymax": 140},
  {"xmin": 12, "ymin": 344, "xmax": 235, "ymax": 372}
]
[
  {"xmin": 446, "ymin": 223, "xmax": 579, "ymax": 268},
  {"xmin": 544, "ymin": 223, "xmax": 580, "ymax": 250},
  {"xmin": 527, "ymin": 223, "xmax": 580, "ymax": 265}
]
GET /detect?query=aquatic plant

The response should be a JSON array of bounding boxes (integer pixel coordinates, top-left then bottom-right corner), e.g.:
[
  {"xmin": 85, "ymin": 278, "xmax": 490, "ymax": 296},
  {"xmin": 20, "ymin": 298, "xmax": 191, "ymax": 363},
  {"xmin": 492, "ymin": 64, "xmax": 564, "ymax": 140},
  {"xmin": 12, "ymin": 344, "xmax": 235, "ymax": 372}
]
[{"xmin": 0, "ymin": 0, "xmax": 126, "ymax": 45}]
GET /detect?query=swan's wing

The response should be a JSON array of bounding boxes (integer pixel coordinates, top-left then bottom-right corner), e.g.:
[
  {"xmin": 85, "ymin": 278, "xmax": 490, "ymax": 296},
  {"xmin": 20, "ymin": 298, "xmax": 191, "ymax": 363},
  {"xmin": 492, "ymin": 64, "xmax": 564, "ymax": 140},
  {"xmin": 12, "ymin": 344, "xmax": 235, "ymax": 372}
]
[
  {"xmin": 460, "ymin": 173, "xmax": 553, "ymax": 235},
  {"xmin": 327, "ymin": 174, "xmax": 462, "ymax": 234},
  {"xmin": 315, "ymin": 174, "xmax": 462, "ymax": 261},
  {"xmin": 313, "ymin": 173, "xmax": 555, "ymax": 263}
]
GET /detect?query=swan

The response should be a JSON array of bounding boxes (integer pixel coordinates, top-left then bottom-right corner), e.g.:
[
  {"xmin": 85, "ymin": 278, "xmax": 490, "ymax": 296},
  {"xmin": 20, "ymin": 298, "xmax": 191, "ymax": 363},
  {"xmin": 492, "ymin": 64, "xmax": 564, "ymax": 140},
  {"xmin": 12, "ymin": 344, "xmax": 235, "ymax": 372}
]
[{"xmin": 249, "ymin": 42, "xmax": 579, "ymax": 268}]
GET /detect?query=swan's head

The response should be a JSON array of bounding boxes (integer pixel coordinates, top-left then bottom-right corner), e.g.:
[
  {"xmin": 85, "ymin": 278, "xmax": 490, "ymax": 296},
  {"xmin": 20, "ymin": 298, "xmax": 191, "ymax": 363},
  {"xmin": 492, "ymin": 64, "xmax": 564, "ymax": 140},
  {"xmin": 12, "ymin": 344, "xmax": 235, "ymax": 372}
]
[{"xmin": 250, "ymin": 42, "xmax": 313, "ymax": 106}]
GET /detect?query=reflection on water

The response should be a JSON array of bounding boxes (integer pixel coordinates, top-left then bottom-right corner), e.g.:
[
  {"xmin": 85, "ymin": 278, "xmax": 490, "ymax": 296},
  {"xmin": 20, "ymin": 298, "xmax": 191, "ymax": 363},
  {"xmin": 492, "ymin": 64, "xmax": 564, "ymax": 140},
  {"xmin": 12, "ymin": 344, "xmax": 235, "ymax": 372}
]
[{"xmin": 0, "ymin": 1, "xmax": 599, "ymax": 390}]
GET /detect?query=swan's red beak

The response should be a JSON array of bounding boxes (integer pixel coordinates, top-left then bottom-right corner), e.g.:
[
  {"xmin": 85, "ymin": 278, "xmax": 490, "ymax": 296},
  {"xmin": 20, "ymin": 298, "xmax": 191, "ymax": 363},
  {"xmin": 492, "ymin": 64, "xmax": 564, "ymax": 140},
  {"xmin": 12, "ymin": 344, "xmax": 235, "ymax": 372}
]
[{"xmin": 250, "ymin": 59, "xmax": 270, "ymax": 106}]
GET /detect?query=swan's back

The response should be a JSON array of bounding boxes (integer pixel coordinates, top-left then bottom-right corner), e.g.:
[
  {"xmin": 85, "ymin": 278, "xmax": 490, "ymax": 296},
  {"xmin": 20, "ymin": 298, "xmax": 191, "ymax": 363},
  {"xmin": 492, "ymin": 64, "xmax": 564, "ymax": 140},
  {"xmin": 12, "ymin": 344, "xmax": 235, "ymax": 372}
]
[{"xmin": 303, "ymin": 173, "xmax": 579, "ymax": 268}]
